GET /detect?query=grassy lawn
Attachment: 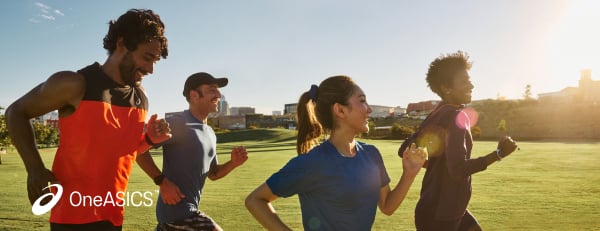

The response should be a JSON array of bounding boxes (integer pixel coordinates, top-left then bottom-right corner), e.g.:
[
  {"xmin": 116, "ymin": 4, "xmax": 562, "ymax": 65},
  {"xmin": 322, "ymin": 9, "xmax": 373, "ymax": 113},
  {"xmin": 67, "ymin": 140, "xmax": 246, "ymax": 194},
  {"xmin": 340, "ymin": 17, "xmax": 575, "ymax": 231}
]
[{"xmin": 0, "ymin": 129, "xmax": 599, "ymax": 230}]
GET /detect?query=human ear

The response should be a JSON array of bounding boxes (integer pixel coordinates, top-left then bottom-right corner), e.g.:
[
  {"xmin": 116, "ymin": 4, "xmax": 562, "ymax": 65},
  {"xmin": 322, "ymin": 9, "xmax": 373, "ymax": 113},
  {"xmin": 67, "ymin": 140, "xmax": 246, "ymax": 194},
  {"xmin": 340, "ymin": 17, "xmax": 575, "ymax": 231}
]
[
  {"xmin": 113, "ymin": 37, "xmax": 129, "ymax": 56},
  {"xmin": 333, "ymin": 103, "xmax": 346, "ymax": 119},
  {"xmin": 116, "ymin": 37, "xmax": 126, "ymax": 49},
  {"xmin": 189, "ymin": 90, "xmax": 199, "ymax": 100}
]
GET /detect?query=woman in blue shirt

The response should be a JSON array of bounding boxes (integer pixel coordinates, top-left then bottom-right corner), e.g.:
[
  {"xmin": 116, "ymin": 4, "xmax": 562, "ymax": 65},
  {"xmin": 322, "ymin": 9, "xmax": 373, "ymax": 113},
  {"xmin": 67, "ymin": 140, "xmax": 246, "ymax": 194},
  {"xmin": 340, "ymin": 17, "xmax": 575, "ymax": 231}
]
[{"xmin": 245, "ymin": 75, "xmax": 427, "ymax": 230}]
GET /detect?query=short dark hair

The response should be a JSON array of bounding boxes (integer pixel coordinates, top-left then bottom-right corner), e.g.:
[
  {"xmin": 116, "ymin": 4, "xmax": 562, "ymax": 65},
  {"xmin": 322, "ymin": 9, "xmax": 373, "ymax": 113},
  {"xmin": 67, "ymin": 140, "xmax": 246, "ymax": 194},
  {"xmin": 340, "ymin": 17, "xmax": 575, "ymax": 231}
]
[
  {"xmin": 103, "ymin": 9, "xmax": 168, "ymax": 58},
  {"xmin": 426, "ymin": 51, "xmax": 472, "ymax": 97}
]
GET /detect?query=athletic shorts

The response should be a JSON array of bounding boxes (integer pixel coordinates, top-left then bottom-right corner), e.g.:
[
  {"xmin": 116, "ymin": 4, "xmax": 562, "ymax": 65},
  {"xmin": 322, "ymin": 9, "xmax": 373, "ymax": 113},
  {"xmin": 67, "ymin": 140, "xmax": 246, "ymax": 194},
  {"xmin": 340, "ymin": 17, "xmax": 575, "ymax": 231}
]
[
  {"xmin": 155, "ymin": 212, "xmax": 218, "ymax": 231},
  {"xmin": 51, "ymin": 221, "xmax": 122, "ymax": 231},
  {"xmin": 415, "ymin": 209, "xmax": 480, "ymax": 231}
]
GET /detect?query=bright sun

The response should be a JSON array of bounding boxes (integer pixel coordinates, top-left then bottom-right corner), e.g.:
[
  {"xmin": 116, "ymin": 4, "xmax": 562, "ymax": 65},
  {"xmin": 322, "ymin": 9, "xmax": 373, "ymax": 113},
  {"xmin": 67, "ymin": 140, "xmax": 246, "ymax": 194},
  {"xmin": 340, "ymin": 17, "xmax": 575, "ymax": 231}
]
[{"xmin": 546, "ymin": 1, "xmax": 600, "ymax": 84}]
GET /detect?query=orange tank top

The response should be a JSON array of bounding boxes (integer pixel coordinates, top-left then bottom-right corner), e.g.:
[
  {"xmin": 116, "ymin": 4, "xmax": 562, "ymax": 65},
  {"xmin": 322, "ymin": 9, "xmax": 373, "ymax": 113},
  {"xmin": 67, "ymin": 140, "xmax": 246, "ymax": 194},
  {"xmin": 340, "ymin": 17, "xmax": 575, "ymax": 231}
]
[{"xmin": 50, "ymin": 62, "xmax": 147, "ymax": 226}]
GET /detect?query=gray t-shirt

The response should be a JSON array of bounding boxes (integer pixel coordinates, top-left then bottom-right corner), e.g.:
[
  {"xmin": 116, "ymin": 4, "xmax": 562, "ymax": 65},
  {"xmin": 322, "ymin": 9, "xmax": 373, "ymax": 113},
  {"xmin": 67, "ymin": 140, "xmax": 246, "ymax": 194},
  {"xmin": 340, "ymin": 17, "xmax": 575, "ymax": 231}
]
[{"xmin": 156, "ymin": 110, "xmax": 218, "ymax": 223}]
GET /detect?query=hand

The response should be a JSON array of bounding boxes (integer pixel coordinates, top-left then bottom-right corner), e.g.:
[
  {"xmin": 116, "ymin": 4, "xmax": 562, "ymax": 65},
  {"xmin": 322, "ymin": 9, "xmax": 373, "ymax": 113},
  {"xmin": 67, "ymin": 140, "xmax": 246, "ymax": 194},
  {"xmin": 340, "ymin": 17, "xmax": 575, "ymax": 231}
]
[
  {"xmin": 146, "ymin": 114, "xmax": 172, "ymax": 144},
  {"xmin": 497, "ymin": 136, "xmax": 518, "ymax": 158},
  {"xmin": 402, "ymin": 143, "xmax": 428, "ymax": 174},
  {"xmin": 230, "ymin": 146, "xmax": 248, "ymax": 167},
  {"xmin": 26, "ymin": 168, "xmax": 57, "ymax": 205},
  {"xmin": 159, "ymin": 177, "xmax": 185, "ymax": 205}
]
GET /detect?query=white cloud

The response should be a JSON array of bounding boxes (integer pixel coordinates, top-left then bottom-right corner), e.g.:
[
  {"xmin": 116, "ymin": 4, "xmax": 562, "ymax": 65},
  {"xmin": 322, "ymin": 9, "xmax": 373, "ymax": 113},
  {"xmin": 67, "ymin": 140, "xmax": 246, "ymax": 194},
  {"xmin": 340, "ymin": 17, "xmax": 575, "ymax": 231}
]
[
  {"xmin": 30, "ymin": 2, "xmax": 65, "ymax": 23},
  {"xmin": 40, "ymin": 14, "xmax": 56, "ymax": 21},
  {"xmin": 35, "ymin": 2, "xmax": 51, "ymax": 10}
]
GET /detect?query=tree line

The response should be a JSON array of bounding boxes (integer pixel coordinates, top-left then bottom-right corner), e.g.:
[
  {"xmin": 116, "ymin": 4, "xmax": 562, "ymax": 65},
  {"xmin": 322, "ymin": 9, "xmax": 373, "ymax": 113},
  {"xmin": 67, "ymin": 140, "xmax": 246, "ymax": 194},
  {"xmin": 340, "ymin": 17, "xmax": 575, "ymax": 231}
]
[{"xmin": 0, "ymin": 106, "xmax": 59, "ymax": 149}]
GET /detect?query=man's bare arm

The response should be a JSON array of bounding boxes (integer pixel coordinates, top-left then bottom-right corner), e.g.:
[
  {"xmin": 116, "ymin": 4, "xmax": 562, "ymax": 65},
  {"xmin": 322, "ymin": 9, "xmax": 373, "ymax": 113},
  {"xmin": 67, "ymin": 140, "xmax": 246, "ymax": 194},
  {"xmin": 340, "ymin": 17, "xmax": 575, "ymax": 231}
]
[{"xmin": 6, "ymin": 71, "xmax": 84, "ymax": 204}]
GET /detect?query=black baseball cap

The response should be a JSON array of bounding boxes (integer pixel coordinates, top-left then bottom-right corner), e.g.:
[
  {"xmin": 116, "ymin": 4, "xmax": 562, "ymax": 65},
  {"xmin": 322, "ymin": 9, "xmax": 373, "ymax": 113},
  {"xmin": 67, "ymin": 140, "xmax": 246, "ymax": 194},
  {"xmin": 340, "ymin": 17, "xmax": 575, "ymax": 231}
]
[{"xmin": 182, "ymin": 72, "xmax": 228, "ymax": 98}]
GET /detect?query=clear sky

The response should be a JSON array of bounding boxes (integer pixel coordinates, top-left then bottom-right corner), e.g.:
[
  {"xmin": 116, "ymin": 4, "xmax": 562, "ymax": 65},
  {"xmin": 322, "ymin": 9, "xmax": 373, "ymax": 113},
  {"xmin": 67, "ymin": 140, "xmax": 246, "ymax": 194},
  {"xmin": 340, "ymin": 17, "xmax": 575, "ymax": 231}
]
[{"xmin": 1, "ymin": 0, "xmax": 599, "ymax": 116}]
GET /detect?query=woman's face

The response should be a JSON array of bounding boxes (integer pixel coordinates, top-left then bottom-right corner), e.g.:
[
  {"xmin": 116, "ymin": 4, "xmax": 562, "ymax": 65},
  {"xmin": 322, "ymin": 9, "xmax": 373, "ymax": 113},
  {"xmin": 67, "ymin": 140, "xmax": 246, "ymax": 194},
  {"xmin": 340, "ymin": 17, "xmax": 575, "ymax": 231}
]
[
  {"xmin": 340, "ymin": 86, "xmax": 373, "ymax": 134},
  {"xmin": 442, "ymin": 70, "xmax": 474, "ymax": 105}
]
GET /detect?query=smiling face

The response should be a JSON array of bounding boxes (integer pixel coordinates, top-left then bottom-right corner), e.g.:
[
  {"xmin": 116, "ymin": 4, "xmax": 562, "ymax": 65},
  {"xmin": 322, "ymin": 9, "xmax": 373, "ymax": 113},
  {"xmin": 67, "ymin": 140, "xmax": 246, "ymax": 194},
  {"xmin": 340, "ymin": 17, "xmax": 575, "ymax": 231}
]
[
  {"xmin": 441, "ymin": 70, "xmax": 474, "ymax": 105},
  {"xmin": 118, "ymin": 40, "xmax": 161, "ymax": 87},
  {"xmin": 193, "ymin": 83, "xmax": 222, "ymax": 115},
  {"xmin": 338, "ymin": 86, "xmax": 373, "ymax": 134}
]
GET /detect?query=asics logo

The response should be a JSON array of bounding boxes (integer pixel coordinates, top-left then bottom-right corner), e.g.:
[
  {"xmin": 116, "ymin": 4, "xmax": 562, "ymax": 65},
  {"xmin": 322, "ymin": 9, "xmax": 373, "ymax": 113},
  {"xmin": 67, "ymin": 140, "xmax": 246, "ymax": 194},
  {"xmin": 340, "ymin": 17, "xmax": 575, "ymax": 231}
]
[
  {"xmin": 30, "ymin": 184, "xmax": 156, "ymax": 215},
  {"xmin": 31, "ymin": 183, "xmax": 63, "ymax": 215}
]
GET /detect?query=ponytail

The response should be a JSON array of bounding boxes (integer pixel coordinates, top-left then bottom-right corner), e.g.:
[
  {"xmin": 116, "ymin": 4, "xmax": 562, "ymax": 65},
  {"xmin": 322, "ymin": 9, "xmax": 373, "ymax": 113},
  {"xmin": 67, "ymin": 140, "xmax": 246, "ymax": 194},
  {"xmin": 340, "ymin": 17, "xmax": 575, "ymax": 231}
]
[{"xmin": 296, "ymin": 86, "xmax": 323, "ymax": 154}]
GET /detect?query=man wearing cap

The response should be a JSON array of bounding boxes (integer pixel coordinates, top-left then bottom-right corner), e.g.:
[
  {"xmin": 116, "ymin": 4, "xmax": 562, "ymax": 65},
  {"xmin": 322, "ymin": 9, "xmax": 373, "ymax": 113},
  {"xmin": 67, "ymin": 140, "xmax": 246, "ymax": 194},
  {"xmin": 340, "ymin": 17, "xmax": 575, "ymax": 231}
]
[{"xmin": 137, "ymin": 72, "xmax": 249, "ymax": 231}]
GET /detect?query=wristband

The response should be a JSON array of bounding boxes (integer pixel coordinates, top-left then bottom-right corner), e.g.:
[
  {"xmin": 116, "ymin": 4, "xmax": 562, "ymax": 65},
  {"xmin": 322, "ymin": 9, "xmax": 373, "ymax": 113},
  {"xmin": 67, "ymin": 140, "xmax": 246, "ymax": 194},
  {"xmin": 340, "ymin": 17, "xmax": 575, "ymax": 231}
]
[
  {"xmin": 144, "ymin": 133, "xmax": 155, "ymax": 146},
  {"xmin": 495, "ymin": 149, "xmax": 503, "ymax": 161},
  {"xmin": 153, "ymin": 174, "xmax": 165, "ymax": 185}
]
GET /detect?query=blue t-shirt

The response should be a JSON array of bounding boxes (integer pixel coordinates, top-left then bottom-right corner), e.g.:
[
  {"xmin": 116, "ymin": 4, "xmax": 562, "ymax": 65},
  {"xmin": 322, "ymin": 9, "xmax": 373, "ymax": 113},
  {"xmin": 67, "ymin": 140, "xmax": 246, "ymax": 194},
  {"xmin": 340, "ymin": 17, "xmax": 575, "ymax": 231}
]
[
  {"xmin": 266, "ymin": 140, "xmax": 391, "ymax": 231},
  {"xmin": 156, "ymin": 110, "xmax": 218, "ymax": 223}
]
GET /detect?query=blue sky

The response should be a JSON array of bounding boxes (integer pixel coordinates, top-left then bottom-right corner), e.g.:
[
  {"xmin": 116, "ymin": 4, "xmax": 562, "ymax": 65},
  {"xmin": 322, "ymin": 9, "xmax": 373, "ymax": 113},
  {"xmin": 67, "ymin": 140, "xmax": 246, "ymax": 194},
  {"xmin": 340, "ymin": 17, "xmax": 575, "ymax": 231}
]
[{"xmin": 1, "ymin": 0, "xmax": 598, "ymax": 116}]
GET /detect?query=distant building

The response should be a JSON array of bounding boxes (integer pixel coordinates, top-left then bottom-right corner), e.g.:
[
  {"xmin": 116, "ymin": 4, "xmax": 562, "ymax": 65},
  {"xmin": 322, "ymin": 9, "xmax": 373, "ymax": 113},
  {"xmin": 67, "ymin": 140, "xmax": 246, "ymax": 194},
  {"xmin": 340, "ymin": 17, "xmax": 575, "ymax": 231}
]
[
  {"xmin": 284, "ymin": 103, "xmax": 297, "ymax": 115},
  {"xmin": 369, "ymin": 105, "xmax": 394, "ymax": 118},
  {"xmin": 211, "ymin": 115, "xmax": 246, "ymax": 130},
  {"xmin": 406, "ymin": 100, "xmax": 440, "ymax": 116},
  {"xmin": 579, "ymin": 69, "xmax": 600, "ymax": 103},
  {"xmin": 246, "ymin": 114, "xmax": 296, "ymax": 129},
  {"xmin": 538, "ymin": 69, "xmax": 600, "ymax": 104},
  {"xmin": 285, "ymin": 103, "xmax": 405, "ymax": 118},
  {"xmin": 46, "ymin": 119, "xmax": 59, "ymax": 129},
  {"xmin": 33, "ymin": 111, "xmax": 59, "ymax": 128},
  {"xmin": 33, "ymin": 110, "xmax": 58, "ymax": 123},
  {"xmin": 272, "ymin": 111, "xmax": 282, "ymax": 116},
  {"xmin": 392, "ymin": 106, "xmax": 407, "ymax": 116},
  {"xmin": 230, "ymin": 107, "xmax": 255, "ymax": 116},
  {"xmin": 217, "ymin": 94, "xmax": 229, "ymax": 116}
]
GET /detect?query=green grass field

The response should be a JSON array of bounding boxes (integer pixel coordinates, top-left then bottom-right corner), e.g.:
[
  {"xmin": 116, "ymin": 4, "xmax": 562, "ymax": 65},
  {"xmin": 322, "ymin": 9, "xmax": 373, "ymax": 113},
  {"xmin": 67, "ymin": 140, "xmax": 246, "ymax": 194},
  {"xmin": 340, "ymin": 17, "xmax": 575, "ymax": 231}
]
[{"xmin": 0, "ymin": 129, "xmax": 599, "ymax": 230}]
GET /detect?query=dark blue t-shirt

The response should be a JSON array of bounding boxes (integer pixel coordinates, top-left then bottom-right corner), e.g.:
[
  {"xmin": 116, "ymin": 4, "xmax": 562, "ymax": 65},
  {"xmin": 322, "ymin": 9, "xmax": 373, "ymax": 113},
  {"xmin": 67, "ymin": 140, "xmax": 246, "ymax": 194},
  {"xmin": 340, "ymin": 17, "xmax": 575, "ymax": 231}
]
[
  {"xmin": 267, "ymin": 140, "xmax": 391, "ymax": 231},
  {"xmin": 413, "ymin": 104, "xmax": 488, "ymax": 221},
  {"xmin": 156, "ymin": 110, "xmax": 218, "ymax": 223}
]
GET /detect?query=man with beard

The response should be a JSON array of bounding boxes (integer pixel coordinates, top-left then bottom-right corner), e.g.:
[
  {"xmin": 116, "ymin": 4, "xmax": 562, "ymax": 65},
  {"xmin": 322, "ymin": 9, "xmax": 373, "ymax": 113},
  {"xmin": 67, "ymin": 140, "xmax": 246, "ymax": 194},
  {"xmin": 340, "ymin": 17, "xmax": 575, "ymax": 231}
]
[
  {"xmin": 5, "ymin": 9, "xmax": 171, "ymax": 231},
  {"xmin": 137, "ymin": 72, "xmax": 249, "ymax": 231}
]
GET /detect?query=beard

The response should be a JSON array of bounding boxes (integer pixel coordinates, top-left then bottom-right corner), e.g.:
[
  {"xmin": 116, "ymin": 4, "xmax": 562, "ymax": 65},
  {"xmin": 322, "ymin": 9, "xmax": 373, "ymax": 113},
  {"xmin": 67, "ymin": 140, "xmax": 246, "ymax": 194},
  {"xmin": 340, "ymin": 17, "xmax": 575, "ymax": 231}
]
[{"xmin": 119, "ymin": 52, "xmax": 142, "ymax": 87}]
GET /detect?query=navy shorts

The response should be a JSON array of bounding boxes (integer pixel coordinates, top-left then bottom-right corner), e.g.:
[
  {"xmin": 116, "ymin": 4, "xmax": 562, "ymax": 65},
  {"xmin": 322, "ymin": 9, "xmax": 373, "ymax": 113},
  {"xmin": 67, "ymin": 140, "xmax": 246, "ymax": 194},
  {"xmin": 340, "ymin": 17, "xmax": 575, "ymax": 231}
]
[
  {"xmin": 51, "ymin": 220, "xmax": 122, "ymax": 231},
  {"xmin": 416, "ymin": 209, "xmax": 481, "ymax": 231},
  {"xmin": 156, "ymin": 212, "xmax": 219, "ymax": 231}
]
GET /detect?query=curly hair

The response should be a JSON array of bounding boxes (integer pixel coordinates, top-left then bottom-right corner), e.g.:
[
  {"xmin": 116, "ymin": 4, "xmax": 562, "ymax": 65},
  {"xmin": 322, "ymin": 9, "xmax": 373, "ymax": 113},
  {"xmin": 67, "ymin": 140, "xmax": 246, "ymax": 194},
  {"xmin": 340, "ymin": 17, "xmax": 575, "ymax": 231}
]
[
  {"xmin": 426, "ymin": 51, "xmax": 472, "ymax": 97},
  {"xmin": 103, "ymin": 9, "xmax": 168, "ymax": 58}
]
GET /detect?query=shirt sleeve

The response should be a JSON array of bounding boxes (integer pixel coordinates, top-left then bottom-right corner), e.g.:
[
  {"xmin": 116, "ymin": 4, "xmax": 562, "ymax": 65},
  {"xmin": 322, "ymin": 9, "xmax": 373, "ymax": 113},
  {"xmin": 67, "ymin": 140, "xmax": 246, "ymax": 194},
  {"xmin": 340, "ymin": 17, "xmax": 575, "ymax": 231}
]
[
  {"xmin": 266, "ymin": 155, "xmax": 316, "ymax": 198},
  {"xmin": 156, "ymin": 115, "xmax": 184, "ymax": 147},
  {"xmin": 445, "ymin": 111, "xmax": 488, "ymax": 181},
  {"xmin": 369, "ymin": 145, "xmax": 391, "ymax": 187}
]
